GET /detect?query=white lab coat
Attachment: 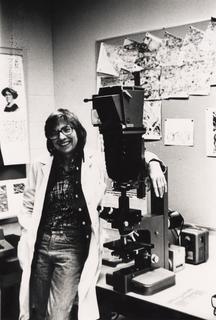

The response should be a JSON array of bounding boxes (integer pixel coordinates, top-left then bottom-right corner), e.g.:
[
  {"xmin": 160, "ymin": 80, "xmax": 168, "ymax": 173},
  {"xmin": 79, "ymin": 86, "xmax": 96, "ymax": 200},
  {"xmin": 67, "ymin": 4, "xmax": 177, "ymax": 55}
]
[
  {"xmin": 17, "ymin": 149, "xmax": 106, "ymax": 320},
  {"xmin": 17, "ymin": 148, "xmax": 161, "ymax": 320}
]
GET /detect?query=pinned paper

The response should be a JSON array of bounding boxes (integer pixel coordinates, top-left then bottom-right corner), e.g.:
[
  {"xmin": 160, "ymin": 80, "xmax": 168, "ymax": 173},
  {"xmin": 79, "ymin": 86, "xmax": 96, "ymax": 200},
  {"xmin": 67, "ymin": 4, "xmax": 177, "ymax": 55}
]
[
  {"xmin": 0, "ymin": 54, "xmax": 30, "ymax": 165},
  {"xmin": 164, "ymin": 118, "xmax": 194, "ymax": 146},
  {"xmin": 97, "ymin": 42, "xmax": 119, "ymax": 77},
  {"xmin": 143, "ymin": 101, "xmax": 162, "ymax": 140}
]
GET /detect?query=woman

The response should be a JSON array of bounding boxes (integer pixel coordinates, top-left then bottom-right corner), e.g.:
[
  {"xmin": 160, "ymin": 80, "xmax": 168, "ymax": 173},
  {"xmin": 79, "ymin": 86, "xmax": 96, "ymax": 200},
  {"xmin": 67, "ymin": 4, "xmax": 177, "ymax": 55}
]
[
  {"xmin": 17, "ymin": 108, "xmax": 167, "ymax": 320},
  {"xmin": 1, "ymin": 87, "xmax": 19, "ymax": 112}
]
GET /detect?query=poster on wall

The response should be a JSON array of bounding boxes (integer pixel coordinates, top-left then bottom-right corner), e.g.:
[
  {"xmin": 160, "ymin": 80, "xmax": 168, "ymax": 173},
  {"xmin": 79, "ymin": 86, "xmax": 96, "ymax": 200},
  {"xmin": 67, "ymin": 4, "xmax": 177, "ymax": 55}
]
[
  {"xmin": 156, "ymin": 32, "xmax": 187, "ymax": 99},
  {"xmin": 0, "ymin": 178, "xmax": 26, "ymax": 219},
  {"xmin": 205, "ymin": 108, "xmax": 216, "ymax": 157},
  {"xmin": 164, "ymin": 118, "xmax": 194, "ymax": 146},
  {"xmin": 202, "ymin": 19, "xmax": 216, "ymax": 86},
  {"xmin": 138, "ymin": 32, "xmax": 162, "ymax": 100},
  {"xmin": 97, "ymin": 42, "xmax": 119, "ymax": 77},
  {"xmin": 143, "ymin": 100, "xmax": 161, "ymax": 140},
  {"xmin": 0, "ymin": 53, "xmax": 29, "ymax": 165},
  {"xmin": 179, "ymin": 26, "xmax": 211, "ymax": 96},
  {"xmin": 96, "ymin": 17, "xmax": 216, "ymax": 106},
  {"xmin": 97, "ymin": 40, "xmax": 142, "ymax": 89}
]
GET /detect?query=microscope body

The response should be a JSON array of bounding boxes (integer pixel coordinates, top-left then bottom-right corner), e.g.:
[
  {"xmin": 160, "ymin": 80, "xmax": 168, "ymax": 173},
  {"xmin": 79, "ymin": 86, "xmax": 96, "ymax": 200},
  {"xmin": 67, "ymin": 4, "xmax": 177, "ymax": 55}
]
[
  {"xmin": 99, "ymin": 172, "xmax": 174, "ymax": 295},
  {"xmin": 85, "ymin": 85, "xmax": 175, "ymax": 295}
]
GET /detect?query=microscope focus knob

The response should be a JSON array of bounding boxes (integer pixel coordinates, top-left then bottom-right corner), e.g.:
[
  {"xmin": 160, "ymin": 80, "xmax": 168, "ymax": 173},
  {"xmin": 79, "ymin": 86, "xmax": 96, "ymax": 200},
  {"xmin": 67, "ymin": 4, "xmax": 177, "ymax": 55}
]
[
  {"xmin": 151, "ymin": 254, "xmax": 159, "ymax": 264},
  {"xmin": 183, "ymin": 235, "xmax": 191, "ymax": 246},
  {"xmin": 184, "ymin": 235, "xmax": 191, "ymax": 242},
  {"xmin": 124, "ymin": 221, "xmax": 129, "ymax": 227}
]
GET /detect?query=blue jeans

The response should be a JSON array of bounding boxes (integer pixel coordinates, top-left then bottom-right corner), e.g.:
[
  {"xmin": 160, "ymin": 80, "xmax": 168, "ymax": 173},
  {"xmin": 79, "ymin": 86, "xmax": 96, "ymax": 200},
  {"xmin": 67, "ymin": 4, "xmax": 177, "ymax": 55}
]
[{"xmin": 30, "ymin": 231, "xmax": 88, "ymax": 320}]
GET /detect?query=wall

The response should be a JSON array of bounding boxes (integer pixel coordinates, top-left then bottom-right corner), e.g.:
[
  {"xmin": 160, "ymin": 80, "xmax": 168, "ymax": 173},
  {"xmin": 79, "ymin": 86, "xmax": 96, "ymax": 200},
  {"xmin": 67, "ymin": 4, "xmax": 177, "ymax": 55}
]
[
  {"xmin": 52, "ymin": 0, "xmax": 216, "ymax": 228},
  {"xmin": 0, "ymin": 1, "xmax": 55, "ymax": 234},
  {"xmin": 0, "ymin": 0, "xmax": 55, "ymax": 160}
]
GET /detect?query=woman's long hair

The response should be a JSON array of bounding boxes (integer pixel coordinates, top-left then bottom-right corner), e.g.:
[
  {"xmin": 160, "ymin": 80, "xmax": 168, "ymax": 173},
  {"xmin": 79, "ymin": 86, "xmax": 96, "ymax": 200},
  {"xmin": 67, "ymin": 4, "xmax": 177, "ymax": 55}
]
[{"xmin": 44, "ymin": 108, "xmax": 87, "ymax": 159}]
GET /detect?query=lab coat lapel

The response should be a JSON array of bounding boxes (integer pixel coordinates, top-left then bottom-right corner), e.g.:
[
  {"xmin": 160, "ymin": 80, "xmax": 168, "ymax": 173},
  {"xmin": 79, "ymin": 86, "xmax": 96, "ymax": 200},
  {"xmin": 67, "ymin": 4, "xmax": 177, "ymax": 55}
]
[
  {"xmin": 81, "ymin": 151, "xmax": 102, "ymax": 232},
  {"xmin": 41, "ymin": 155, "xmax": 53, "ymax": 177},
  {"xmin": 30, "ymin": 155, "xmax": 53, "ymax": 235}
]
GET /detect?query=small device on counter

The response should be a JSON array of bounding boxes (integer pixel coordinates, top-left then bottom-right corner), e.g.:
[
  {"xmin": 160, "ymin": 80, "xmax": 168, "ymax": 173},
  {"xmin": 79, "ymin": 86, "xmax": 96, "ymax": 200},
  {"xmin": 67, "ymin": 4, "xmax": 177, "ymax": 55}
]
[
  {"xmin": 180, "ymin": 227, "xmax": 209, "ymax": 265},
  {"xmin": 168, "ymin": 244, "xmax": 185, "ymax": 272}
]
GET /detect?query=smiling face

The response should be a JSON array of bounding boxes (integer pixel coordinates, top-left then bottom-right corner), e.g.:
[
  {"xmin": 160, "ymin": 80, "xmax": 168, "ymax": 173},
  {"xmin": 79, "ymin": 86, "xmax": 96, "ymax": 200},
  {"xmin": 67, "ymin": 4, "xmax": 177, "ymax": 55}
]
[{"xmin": 49, "ymin": 119, "xmax": 78, "ymax": 157}]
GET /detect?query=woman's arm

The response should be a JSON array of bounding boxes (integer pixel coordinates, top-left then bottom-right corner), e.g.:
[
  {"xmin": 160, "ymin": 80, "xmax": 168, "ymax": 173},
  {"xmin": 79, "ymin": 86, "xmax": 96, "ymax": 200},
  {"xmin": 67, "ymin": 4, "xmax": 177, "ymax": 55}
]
[{"xmin": 145, "ymin": 151, "xmax": 167, "ymax": 198}]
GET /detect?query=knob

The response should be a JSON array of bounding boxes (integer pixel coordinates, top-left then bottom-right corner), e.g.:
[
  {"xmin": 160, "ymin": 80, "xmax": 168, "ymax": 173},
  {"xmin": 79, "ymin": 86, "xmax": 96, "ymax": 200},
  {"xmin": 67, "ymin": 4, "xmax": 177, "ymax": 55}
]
[
  {"xmin": 151, "ymin": 254, "xmax": 159, "ymax": 264},
  {"xmin": 184, "ymin": 235, "xmax": 191, "ymax": 243},
  {"xmin": 124, "ymin": 221, "xmax": 129, "ymax": 227}
]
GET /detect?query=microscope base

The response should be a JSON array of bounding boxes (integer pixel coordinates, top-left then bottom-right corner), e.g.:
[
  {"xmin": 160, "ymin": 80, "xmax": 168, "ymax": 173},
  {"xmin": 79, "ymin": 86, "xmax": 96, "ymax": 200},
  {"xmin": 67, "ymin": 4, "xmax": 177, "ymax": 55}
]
[
  {"xmin": 106, "ymin": 266, "xmax": 175, "ymax": 295},
  {"xmin": 131, "ymin": 267, "xmax": 175, "ymax": 295}
]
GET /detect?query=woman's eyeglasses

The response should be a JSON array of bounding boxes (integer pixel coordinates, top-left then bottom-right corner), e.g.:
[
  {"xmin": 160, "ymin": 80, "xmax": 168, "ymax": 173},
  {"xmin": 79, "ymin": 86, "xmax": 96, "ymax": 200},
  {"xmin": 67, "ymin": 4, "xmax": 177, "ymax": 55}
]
[{"xmin": 49, "ymin": 125, "xmax": 74, "ymax": 140}]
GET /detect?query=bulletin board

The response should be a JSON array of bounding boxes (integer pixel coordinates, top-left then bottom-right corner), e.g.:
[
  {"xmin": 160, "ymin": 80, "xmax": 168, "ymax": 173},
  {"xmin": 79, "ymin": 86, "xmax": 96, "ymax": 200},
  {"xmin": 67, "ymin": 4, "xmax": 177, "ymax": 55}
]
[
  {"xmin": 0, "ymin": 47, "xmax": 28, "ymax": 221},
  {"xmin": 96, "ymin": 18, "xmax": 216, "ymax": 229}
]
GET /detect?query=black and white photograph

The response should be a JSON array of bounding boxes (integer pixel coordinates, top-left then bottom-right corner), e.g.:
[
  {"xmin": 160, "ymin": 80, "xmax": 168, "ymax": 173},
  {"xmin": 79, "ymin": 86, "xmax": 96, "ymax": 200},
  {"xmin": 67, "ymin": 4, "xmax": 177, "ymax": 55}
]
[{"xmin": 1, "ymin": 2, "xmax": 216, "ymax": 320}]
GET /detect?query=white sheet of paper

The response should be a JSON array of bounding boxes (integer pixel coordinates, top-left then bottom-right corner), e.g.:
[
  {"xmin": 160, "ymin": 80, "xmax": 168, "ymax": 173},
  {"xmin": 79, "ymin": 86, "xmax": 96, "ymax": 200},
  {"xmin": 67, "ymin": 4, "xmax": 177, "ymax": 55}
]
[
  {"xmin": 164, "ymin": 118, "xmax": 194, "ymax": 146},
  {"xmin": 97, "ymin": 42, "xmax": 119, "ymax": 77}
]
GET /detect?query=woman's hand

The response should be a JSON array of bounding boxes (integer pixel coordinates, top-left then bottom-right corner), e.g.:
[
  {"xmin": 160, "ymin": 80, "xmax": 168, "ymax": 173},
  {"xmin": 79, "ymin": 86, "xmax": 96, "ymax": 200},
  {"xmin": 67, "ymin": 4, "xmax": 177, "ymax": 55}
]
[{"xmin": 148, "ymin": 160, "xmax": 167, "ymax": 198}]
